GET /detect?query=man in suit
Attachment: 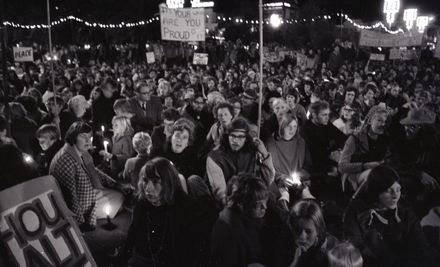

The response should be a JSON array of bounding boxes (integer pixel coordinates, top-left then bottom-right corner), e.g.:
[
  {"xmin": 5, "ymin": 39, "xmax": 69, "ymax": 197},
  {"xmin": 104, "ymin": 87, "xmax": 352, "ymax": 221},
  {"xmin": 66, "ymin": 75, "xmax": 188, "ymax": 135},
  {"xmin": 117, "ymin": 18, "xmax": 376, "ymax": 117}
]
[{"xmin": 129, "ymin": 80, "xmax": 162, "ymax": 134}]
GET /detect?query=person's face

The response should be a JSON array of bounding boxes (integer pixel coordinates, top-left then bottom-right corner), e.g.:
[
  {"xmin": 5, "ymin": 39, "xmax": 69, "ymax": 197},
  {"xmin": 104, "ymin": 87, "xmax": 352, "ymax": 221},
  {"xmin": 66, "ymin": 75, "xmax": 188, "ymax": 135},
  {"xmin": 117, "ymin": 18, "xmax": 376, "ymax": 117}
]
[
  {"xmin": 217, "ymin": 108, "xmax": 233, "ymax": 126},
  {"xmin": 286, "ymin": 95, "xmax": 297, "ymax": 108},
  {"xmin": 192, "ymin": 97, "xmax": 204, "ymax": 112},
  {"xmin": 190, "ymin": 76, "xmax": 198, "ymax": 85},
  {"xmin": 137, "ymin": 85, "xmax": 153, "ymax": 101},
  {"xmin": 163, "ymin": 119, "xmax": 175, "ymax": 137},
  {"xmin": 345, "ymin": 91, "xmax": 356, "ymax": 104},
  {"xmin": 144, "ymin": 179, "xmax": 162, "ymax": 206},
  {"xmin": 208, "ymin": 80, "xmax": 215, "ymax": 89},
  {"xmin": 365, "ymin": 89, "xmax": 375, "ymax": 101},
  {"xmin": 293, "ymin": 219, "xmax": 319, "ymax": 251},
  {"xmin": 313, "ymin": 108, "xmax": 330, "ymax": 125},
  {"xmin": 242, "ymin": 97, "xmax": 254, "ymax": 107},
  {"xmin": 304, "ymin": 84, "xmax": 312, "ymax": 94},
  {"xmin": 404, "ymin": 124, "xmax": 421, "ymax": 139},
  {"xmin": 341, "ymin": 106, "xmax": 355, "ymax": 120},
  {"xmin": 149, "ymin": 71, "xmax": 157, "ymax": 80},
  {"xmin": 164, "ymin": 96, "xmax": 173, "ymax": 108},
  {"xmin": 377, "ymin": 182, "xmax": 401, "ymax": 210},
  {"xmin": 273, "ymin": 102, "xmax": 288, "ymax": 119},
  {"xmin": 61, "ymin": 89, "xmax": 73, "ymax": 103},
  {"xmin": 38, "ymin": 136, "xmax": 56, "ymax": 151},
  {"xmin": 171, "ymin": 129, "xmax": 189, "ymax": 154},
  {"xmin": 228, "ymin": 130, "xmax": 247, "ymax": 151},
  {"xmin": 247, "ymin": 198, "xmax": 268, "ymax": 219},
  {"xmin": 283, "ymin": 120, "xmax": 298, "ymax": 141},
  {"xmin": 112, "ymin": 120, "xmax": 122, "ymax": 133},
  {"xmin": 75, "ymin": 132, "xmax": 93, "ymax": 154},
  {"xmin": 370, "ymin": 114, "xmax": 387, "ymax": 135},
  {"xmin": 390, "ymin": 86, "xmax": 399, "ymax": 97},
  {"xmin": 233, "ymin": 102, "xmax": 241, "ymax": 117}
]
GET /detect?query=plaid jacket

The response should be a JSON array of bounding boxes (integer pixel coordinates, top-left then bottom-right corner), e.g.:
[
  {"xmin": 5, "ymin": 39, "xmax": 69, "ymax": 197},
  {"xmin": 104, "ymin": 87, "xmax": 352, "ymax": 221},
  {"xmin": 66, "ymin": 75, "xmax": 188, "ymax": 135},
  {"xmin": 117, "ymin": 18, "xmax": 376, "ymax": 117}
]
[{"xmin": 49, "ymin": 144, "xmax": 116, "ymax": 225}]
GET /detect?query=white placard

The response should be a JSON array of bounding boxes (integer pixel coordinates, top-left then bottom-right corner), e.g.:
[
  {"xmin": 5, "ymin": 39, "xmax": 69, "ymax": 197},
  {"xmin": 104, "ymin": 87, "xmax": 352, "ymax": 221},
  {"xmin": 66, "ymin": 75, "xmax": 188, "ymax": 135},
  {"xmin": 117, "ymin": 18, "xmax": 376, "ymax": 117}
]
[
  {"xmin": 146, "ymin": 52, "xmax": 155, "ymax": 64},
  {"xmin": 159, "ymin": 4, "xmax": 205, "ymax": 42},
  {"xmin": 13, "ymin": 47, "xmax": 33, "ymax": 62},
  {"xmin": 389, "ymin": 48, "xmax": 417, "ymax": 60},
  {"xmin": 359, "ymin": 30, "xmax": 423, "ymax": 47},
  {"xmin": 193, "ymin": 53, "xmax": 208, "ymax": 65},
  {"xmin": 435, "ymin": 34, "xmax": 440, "ymax": 59},
  {"xmin": 369, "ymin": 53, "xmax": 385, "ymax": 61}
]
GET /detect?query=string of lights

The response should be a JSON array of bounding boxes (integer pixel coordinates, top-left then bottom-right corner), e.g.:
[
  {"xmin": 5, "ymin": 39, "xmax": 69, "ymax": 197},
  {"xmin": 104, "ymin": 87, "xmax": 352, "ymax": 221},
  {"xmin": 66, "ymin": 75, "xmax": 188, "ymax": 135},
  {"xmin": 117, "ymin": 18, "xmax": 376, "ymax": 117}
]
[{"xmin": 0, "ymin": 13, "xmax": 414, "ymax": 34}]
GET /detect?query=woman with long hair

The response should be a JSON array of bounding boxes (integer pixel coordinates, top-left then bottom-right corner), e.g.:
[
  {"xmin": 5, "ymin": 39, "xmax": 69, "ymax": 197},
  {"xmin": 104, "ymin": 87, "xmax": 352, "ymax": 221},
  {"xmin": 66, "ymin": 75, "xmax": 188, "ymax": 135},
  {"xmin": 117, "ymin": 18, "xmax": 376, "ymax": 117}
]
[
  {"xmin": 100, "ymin": 115, "xmax": 135, "ymax": 177},
  {"xmin": 121, "ymin": 157, "xmax": 198, "ymax": 267}
]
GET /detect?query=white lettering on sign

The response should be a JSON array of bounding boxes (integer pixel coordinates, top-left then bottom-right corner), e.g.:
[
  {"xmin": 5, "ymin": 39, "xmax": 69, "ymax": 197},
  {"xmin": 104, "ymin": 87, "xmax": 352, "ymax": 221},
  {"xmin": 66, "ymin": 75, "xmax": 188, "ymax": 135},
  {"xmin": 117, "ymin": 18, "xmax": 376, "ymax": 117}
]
[
  {"xmin": 359, "ymin": 30, "xmax": 423, "ymax": 47},
  {"xmin": 159, "ymin": 4, "xmax": 205, "ymax": 42},
  {"xmin": 13, "ymin": 47, "xmax": 34, "ymax": 62}
]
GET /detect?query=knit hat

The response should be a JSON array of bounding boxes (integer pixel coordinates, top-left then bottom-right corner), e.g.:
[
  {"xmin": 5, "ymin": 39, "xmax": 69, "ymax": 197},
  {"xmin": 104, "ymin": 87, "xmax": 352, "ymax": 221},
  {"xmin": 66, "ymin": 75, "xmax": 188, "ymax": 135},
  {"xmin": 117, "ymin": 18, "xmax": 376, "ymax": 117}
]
[
  {"xmin": 227, "ymin": 117, "xmax": 250, "ymax": 134},
  {"xmin": 364, "ymin": 165, "xmax": 400, "ymax": 204}
]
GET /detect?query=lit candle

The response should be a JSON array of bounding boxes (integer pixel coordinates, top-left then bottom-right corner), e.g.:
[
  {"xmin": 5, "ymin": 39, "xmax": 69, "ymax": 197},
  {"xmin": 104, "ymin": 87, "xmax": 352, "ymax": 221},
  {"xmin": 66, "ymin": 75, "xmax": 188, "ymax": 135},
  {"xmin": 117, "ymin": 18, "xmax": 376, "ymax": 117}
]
[
  {"xmin": 101, "ymin": 125, "xmax": 105, "ymax": 133},
  {"xmin": 289, "ymin": 172, "xmax": 301, "ymax": 186},
  {"xmin": 104, "ymin": 204, "xmax": 112, "ymax": 225},
  {"xmin": 103, "ymin": 140, "xmax": 109, "ymax": 153}
]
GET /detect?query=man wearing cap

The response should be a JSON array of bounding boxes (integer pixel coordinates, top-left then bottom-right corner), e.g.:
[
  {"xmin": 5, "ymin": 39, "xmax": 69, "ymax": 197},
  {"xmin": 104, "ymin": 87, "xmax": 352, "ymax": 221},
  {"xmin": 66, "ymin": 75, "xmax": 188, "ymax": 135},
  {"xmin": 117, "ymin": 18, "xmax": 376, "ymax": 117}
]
[
  {"xmin": 206, "ymin": 117, "xmax": 275, "ymax": 205},
  {"xmin": 388, "ymin": 108, "xmax": 440, "ymax": 215}
]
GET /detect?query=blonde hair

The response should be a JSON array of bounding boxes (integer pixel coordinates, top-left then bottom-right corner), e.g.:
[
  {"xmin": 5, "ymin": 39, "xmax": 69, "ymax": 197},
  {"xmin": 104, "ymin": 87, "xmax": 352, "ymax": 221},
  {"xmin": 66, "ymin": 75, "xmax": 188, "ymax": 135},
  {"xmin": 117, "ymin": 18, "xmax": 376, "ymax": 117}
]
[
  {"xmin": 327, "ymin": 242, "xmax": 363, "ymax": 267},
  {"xmin": 132, "ymin": 132, "xmax": 151, "ymax": 155},
  {"xmin": 112, "ymin": 115, "xmax": 134, "ymax": 138}
]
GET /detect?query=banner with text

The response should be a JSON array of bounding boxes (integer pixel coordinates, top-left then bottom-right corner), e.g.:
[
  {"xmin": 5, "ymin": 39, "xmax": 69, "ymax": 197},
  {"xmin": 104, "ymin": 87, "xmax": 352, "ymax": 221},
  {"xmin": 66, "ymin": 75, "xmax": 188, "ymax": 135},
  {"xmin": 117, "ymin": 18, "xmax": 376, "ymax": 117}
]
[
  {"xmin": 159, "ymin": 4, "xmax": 205, "ymax": 42},
  {"xmin": 193, "ymin": 53, "xmax": 208, "ymax": 65},
  {"xmin": 146, "ymin": 52, "xmax": 155, "ymax": 64},
  {"xmin": 0, "ymin": 176, "xmax": 96, "ymax": 267},
  {"xmin": 369, "ymin": 53, "xmax": 385, "ymax": 61},
  {"xmin": 389, "ymin": 48, "xmax": 417, "ymax": 60},
  {"xmin": 13, "ymin": 47, "xmax": 33, "ymax": 62},
  {"xmin": 359, "ymin": 30, "xmax": 423, "ymax": 47}
]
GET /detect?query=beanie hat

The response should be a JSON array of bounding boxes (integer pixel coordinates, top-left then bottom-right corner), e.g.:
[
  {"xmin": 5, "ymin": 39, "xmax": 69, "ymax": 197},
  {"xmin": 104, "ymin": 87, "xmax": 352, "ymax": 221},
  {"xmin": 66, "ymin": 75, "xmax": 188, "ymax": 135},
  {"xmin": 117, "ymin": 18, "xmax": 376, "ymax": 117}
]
[
  {"xmin": 227, "ymin": 117, "xmax": 250, "ymax": 134},
  {"xmin": 364, "ymin": 165, "xmax": 400, "ymax": 204}
]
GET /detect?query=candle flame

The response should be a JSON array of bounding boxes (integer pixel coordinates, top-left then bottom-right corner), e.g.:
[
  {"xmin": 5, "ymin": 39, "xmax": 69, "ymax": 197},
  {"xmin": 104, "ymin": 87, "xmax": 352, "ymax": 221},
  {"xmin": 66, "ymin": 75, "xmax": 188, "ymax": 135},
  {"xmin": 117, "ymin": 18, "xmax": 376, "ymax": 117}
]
[
  {"xmin": 289, "ymin": 172, "xmax": 301, "ymax": 186},
  {"xmin": 104, "ymin": 204, "xmax": 111, "ymax": 216}
]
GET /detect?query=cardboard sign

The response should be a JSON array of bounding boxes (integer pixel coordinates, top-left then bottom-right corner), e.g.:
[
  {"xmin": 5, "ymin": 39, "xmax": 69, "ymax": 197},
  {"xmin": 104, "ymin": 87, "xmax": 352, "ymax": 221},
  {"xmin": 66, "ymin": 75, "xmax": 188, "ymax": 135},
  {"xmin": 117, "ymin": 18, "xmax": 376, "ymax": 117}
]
[
  {"xmin": 389, "ymin": 48, "xmax": 417, "ymax": 60},
  {"xmin": 146, "ymin": 52, "xmax": 155, "ymax": 64},
  {"xmin": 13, "ymin": 47, "xmax": 33, "ymax": 62},
  {"xmin": 0, "ymin": 176, "xmax": 96, "ymax": 267},
  {"xmin": 159, "ymin": 4, "xmax": 205, "ymax": 42},
  {"xmin": 359, "ymin": 30, "xmax": 423, "ymax": 47},
  {"xmin": 435, "ymin": 34, "xmax": 440, "ymax": 59},
  {"xmin": 193, "ymin": 53, "xmax": 208, "ymax": 65},
  {"xmin": 369, "ymin": 53, "xmax": 385, "ymax": 61}
]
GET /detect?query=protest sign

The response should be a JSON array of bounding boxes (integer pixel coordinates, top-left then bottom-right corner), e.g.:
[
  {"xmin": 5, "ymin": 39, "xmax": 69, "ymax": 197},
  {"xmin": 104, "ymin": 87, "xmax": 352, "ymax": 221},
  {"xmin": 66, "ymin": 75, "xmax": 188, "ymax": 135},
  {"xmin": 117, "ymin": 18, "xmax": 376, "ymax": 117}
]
[
  {"xmin": 159, "ymin": 4, "xmax": 205, "ymax": 42},
  {"xmin": 359, "ymin": 30, "xmax": 423, "ymax": 47},
  {"xmin": 0, "ymin": 176, "xmax": 96, "ymax": 267},
  {"xmin": 389, "ymin": 48, "xmax": 417, "ymax": 60},
  {"xmin": 369, "ymin": 53, "xmax": 385, "ymax": 61},
  {"xmin": 435, "ymin": 34, "xmax": 440, "ymax": 59},
  {"xmin": 193, "ymin": 53, "xmax": 208, "ymax": 65},
  {"xmin": 146, "ymin": 52, "xmax": 155, "ymax": 64},
  {"xmin": 13, "ymin": 47, "xmax": 33, "ymax": 62}
]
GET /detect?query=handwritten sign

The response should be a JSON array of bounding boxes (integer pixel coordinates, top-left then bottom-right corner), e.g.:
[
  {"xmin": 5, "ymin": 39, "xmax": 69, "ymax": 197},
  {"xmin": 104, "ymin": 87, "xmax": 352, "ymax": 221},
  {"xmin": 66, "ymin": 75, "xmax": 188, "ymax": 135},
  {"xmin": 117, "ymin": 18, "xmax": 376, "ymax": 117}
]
[
  {"xmin": 369, "ymin": 53, "xmax": 385, "ymax": 61},
  {"xmin": 13, "ymin": 47, "xmax": 33, "ymax": 62},
  {"xmin": 359, "ymin": 30, "xmax": 423, "ymax": 47},
  {"xmin": 389, "ymin": 48, "xmax": 417, "ymax": 60},
  {"xmin": 193, "ymin": 53, "xmax": 208, "ymax": 65},
  {"xmin": 159, "ymin": 4, "xmax": 205, "ymax": 42},
  {"xmin": 146, "ymin": 52, "xmax": 155, "ymax": 64},
  {"xmin": 0, "ymin": 176, "xmax": 96, "ymax": 267}
]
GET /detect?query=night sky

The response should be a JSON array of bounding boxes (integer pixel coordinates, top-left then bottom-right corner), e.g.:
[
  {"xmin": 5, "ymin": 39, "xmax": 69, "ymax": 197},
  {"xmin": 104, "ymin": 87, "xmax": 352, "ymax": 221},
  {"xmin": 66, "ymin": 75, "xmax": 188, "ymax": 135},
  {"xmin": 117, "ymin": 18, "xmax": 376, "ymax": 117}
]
[{"xmin": 4, "ymin": 0, "xmax": 440, "ymax": 23}]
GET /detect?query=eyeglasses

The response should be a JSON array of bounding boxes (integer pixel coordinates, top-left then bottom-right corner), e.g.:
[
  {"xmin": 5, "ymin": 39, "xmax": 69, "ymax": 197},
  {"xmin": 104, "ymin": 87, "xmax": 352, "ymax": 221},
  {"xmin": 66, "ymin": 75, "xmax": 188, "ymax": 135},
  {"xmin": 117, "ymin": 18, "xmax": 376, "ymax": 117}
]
[{"xmin": 229, "ymin": 133, "xmax": 246, "ymax": 140}]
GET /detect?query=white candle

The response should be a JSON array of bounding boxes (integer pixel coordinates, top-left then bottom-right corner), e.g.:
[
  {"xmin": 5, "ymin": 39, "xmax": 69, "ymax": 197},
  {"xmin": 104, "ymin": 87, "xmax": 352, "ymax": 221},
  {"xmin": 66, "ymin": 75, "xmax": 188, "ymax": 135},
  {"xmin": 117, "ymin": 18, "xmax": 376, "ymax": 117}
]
[
  {"xmin": 103, "ymin": 140, "xmax": 109, "ymax": 153},
  {"xmin": 101, "ymin": 125, "xmax": 105, "ymax": 132},
  {"xmin": 104, "ymin": 204, "xmax": 111, "ymax": 216}
]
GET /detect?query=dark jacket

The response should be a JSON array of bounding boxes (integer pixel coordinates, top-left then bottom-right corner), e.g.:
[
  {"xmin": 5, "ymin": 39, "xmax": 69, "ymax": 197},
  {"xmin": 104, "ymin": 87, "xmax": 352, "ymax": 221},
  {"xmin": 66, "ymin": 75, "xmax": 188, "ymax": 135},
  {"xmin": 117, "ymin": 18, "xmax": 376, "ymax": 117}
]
[
  {"xmin": 299, "ymin": 120, "xmax": 346, "ymax": 175},
  {"xmin": 91, "ymin": 92, "xmax": 120, "ymax": 129},
  {"xmin": 129, "ymin": 96, "xmax": 162, "ymax": 134},
  {"xmin": 10, "ymin": 117, "xmax": 38, "ymax": 157},
  {"xmin": 344, "ymin": 200, "xmax": 428, "ymax": 267},
  {"xmin": 35, "ymin": 139, "xmax": 64, "ymax": 176}
]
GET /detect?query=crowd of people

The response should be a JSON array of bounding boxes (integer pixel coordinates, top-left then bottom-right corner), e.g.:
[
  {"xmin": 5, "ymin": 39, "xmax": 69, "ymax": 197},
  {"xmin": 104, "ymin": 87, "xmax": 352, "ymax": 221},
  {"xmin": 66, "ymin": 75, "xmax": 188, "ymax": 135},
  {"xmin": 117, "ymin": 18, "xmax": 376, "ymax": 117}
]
[{"xmin": 1, "ymin": 38, "xmax": 440, "ymax": 267}]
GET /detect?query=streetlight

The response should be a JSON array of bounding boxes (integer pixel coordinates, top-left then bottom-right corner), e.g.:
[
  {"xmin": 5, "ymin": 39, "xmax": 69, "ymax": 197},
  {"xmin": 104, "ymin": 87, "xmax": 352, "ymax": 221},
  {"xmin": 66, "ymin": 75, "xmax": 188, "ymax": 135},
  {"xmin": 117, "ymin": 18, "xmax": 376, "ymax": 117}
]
[
  {"xmin": 383, "ymin": 0, "xmax": 400, "ymax": 27},
  {"xmin": 269, "ymin": 14, "xmax": 282, "ymax": 28},
  {"xmin": 403, "ymin": 8, "xmax": 418, "ymax": 31}
]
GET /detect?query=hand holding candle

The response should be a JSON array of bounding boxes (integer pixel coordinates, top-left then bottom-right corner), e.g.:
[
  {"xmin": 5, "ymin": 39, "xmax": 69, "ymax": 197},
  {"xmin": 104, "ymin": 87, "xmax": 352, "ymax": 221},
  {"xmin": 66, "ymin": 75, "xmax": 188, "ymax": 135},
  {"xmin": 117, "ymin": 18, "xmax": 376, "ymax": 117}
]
[{"xmin": 287, "ymin": 172, "xmax": 301, "ymax": 186}]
